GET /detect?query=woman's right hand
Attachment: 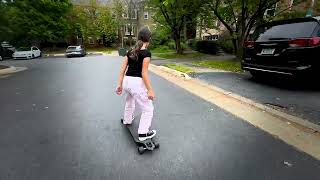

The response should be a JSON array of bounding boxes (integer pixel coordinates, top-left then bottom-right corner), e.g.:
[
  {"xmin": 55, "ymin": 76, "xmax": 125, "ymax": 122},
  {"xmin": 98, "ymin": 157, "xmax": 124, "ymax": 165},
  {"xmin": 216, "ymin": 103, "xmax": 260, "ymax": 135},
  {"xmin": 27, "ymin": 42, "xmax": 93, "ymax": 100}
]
[
  {"xmin": 147, "ymin": 90, "xmax": 155, "ymax": 101},
  {"xmin": 116, "ymin": 86, "xmax": 122, "ymax": 95}
]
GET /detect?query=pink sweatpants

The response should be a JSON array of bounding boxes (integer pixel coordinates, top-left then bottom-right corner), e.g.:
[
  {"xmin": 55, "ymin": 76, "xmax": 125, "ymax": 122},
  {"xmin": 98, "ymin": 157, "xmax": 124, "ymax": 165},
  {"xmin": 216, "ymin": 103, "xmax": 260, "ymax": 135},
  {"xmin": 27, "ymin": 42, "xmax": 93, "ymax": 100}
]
[{"xmin": 122, "ymin": 76, "xmax": 154, "ymax": 134}]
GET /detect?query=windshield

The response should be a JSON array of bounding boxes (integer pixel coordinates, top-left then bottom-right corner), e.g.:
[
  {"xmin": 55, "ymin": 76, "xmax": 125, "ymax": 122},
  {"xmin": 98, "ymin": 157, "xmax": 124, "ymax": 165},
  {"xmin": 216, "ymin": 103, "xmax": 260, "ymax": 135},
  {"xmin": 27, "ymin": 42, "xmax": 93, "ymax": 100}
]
[
  {"xmin": 17, "ymin": 47, "xmax": 31, "ymax": 51},
  {"xmin": 253, "ymin": 21, "xmax": 318, "ymax": 41},
  {"xmin": 67, "ymin": 46, "xmax": 77, "ymax": 50}
]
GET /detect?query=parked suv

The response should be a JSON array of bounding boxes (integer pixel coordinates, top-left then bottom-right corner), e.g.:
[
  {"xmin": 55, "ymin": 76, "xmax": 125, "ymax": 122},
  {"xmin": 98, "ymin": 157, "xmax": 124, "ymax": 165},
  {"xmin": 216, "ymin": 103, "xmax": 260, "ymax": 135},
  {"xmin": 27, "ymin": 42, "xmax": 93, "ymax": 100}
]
[
  {"xmin": 0, "ymin": 46, "xmax": 14, "ymax": 61},
  {"xmin": 242, "ymin": 16, "xmax": 320, "ymax": 78}
]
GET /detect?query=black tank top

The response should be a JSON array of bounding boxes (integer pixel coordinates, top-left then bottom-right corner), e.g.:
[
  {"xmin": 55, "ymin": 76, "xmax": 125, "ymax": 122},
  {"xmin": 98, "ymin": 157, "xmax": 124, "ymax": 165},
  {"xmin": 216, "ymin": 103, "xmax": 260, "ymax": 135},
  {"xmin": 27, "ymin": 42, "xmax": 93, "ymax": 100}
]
[{"xmin": 126, "ymin": 49, "xmax": 152, "ymax": 78}]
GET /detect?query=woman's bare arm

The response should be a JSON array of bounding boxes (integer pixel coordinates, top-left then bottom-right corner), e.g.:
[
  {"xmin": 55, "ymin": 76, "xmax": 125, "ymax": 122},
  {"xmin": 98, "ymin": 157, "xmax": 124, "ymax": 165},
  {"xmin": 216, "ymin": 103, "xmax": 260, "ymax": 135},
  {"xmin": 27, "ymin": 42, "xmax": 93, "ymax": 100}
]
[
  {"xmin": 141, "ymin": 57, "xmax": 155, "ymax": 100},
  {"xmin": 116, "ymin": 57, "xmax": 128, "ymax": 95}
]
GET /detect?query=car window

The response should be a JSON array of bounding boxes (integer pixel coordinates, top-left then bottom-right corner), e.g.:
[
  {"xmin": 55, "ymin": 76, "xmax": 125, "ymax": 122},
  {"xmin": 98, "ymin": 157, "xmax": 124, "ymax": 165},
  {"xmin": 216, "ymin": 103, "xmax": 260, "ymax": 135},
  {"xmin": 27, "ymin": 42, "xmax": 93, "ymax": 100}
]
[
  {"xmin": 17, "ymin": 47, "xmax": 31, "ymax": 51},
  {"xmin": 253, "ymin": 21, "xmax": 318, "ymax": 41},
  {"xmin": 67, "ymin": 46, "xmax": 77, "ymax": 50},
  {"xmin": 32, "ymin": 47, "xmax": 38, "ymax": 51}
]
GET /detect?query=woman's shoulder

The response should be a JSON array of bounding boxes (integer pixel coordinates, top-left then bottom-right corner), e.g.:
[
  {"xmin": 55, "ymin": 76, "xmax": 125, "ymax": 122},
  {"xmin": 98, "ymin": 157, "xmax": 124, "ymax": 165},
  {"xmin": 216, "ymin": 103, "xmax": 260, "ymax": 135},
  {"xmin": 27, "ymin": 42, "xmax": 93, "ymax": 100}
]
[{"xmin": 140, "ymin": 49, "xmax": 151, "ymax": 57}]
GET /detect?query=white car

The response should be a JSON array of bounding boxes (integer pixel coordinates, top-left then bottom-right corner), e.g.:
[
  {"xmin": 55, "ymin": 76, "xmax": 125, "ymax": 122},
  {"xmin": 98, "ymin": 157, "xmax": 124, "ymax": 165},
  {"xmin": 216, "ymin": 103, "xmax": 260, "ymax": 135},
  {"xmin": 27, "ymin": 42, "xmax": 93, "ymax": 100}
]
[{"xmin": 13, "ymin": 46, "xmax": 41, "ymax": 60}]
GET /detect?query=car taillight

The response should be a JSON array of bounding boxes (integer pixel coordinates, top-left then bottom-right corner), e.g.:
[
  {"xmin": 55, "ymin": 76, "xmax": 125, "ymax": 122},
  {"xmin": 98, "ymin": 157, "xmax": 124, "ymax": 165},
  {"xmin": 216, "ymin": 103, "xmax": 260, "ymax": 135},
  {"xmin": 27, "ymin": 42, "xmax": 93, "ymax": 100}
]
[
  {"xmin": 244, "ymin": 41, "xmax": 255, "ymax": 48},
  {"xmin": 289, "ymin": 37, "xmax": 320, "ymax": 47}
]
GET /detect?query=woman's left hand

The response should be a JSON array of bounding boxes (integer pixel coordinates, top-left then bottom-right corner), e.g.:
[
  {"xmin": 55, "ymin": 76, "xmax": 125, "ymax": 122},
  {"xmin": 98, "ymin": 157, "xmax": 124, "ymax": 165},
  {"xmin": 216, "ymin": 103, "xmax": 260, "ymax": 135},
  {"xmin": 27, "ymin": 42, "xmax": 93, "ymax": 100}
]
[{"xmin": 116, "ymin": 86, "xmax": 122, "ymax": 95}]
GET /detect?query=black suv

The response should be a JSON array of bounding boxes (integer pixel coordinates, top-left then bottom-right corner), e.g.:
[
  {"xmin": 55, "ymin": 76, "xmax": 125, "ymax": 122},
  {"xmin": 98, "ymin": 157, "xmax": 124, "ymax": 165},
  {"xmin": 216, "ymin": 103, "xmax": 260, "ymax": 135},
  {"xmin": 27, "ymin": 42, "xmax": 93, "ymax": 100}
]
[
  {"xmin": 0, "ymin": 46, "xmax": 14, "ymax": 61},
  {"xmin": 242, "ymin": 16, "xmax": 320, "ymax": 78}
]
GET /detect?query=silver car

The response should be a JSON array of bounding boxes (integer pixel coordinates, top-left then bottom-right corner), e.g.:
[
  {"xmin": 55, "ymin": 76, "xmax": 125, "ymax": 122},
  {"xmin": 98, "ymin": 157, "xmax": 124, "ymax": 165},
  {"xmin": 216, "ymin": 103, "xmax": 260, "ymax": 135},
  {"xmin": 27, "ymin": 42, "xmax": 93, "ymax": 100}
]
[{"xmin": 66, "ymin": 45, "xmax": 86, "ymax": 58}]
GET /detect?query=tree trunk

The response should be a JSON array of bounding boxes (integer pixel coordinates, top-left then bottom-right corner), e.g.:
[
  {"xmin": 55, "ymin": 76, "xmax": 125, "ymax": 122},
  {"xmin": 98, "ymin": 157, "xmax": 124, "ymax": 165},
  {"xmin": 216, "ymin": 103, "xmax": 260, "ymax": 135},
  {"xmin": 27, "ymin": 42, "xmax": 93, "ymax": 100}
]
[
  {"xmin": 235, "ymin": 33, "xmax": 247, "ymax": 59},
  {"xmin": 174, "ymin": 34, "xmax": 183, "ymax": 54},
  {"xmin": 231, "ymin": 38, "xmax": 238, "ymax": 55}
]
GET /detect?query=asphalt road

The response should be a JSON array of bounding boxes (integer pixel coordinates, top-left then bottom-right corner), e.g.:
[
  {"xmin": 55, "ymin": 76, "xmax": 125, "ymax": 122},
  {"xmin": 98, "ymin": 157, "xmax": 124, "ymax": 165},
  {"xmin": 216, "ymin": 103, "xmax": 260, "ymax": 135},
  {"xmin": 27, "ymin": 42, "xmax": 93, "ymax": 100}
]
[
  {"xmin": 192, "ymin": 71, "xmax": 320, "ymax": 126},
  {"xmin": 0, "ymin": 56, "xmax": 319, "ymax": 180}
]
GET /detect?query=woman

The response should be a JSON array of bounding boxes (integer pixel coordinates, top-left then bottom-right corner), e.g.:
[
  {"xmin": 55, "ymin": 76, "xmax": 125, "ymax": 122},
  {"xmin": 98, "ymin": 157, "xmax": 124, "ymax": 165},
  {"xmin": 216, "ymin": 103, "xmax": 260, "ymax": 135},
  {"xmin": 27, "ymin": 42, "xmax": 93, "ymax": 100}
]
[{"xmin": 116, "ymin": 28, "xmax": 156, "ymax": 141}]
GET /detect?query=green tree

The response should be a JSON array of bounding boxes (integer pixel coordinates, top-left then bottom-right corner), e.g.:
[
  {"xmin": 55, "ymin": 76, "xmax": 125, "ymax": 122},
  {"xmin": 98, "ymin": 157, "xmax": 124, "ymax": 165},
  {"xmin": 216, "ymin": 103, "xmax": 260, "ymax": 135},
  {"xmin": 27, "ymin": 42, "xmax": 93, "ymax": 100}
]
[
  {"xmin": 148, "ymin": 0, "xmax": 205, "ymax": 54},
  {"xmin": 207, "ymin": 0, "xmax": 280, "ymax": 56},
  {"xmin": 4, "ymin": 0, "xmax": 72, "ymax": 46},
  {"xmin": 68, "ymin": 0, "xmax": 117, "ymax": 47},
  {"xmin": 0, "ymin": 1, "xmax": 10, "ymax": 42},
  {"xmin": 111, "ymin": 0, "xmax": 125, "ymax": 47}
]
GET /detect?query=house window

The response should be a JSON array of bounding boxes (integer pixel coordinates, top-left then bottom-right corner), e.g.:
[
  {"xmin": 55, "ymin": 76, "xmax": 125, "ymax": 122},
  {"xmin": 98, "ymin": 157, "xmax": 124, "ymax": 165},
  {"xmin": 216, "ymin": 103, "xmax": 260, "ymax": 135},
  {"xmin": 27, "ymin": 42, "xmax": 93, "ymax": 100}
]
[
  {"xmin": 125, "ymin": 24, "xmax": 135, "ymax": 34},
  {"xmin": 132, "ymin": 26, "xmax": 136, "ymax": 35},
  {"xmin": 144, "ymin": 12, "xmax": 149, "ymax": 19},
  {"xmin": 88, "ymin": 37, "xmax": 94, "ymax": 44},
  {"xmin": 124, "ymin": 25, "xmax": 128, "ymax": 34},
  {"xmin": 132, "ymin": 9, "xmax": 137, "ymax": 19}
]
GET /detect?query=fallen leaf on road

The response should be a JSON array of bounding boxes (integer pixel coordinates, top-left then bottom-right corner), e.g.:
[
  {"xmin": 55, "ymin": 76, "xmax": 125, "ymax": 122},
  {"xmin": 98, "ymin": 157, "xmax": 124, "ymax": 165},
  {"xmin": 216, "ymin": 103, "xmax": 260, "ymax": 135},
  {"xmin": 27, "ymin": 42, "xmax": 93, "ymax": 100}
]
[
  {"xmin": 284, "ymin": 161, "xmax": 293, "ymax": 167},
  {"xmin": 276, "ymin": 98, "xmax": 281, "ymax": 101},
  {"xmin": 210, "ymin": 108, "xmax": 214, "ymax": 111},
  {"xmin": 44, "ymin": 107, "xmax": 49, "ymax": 109},
  {"xmin": 15, "ymin": 109, "xmax": 21, "ymax": 112},
  {"xmin": 287, "ymin": 122, "xmax": 291, "ymax": 125}
]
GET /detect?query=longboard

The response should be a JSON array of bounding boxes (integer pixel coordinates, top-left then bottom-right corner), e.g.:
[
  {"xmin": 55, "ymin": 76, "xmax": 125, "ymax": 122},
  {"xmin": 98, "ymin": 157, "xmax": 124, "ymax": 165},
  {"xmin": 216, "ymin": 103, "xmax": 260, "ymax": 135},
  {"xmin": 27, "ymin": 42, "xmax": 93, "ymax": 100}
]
[{"xmin": 121, "ymin": 117, "xmax": 159, "ymax": 154}]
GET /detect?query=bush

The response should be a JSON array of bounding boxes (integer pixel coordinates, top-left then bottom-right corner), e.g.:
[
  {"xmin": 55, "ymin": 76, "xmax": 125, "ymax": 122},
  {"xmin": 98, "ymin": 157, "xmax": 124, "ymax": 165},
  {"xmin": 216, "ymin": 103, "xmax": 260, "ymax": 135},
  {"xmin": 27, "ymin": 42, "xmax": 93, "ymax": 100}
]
[
  {"xmin": 150, "ymin": 45, "xmax": 174, "ymax": 53},
  {"xmin": 195, "ymin": 40, "xmax": 219, "ymax": 54},
  {"xmin": 188, "ymin": 39, "xmax": 198, "ymax": 50},
  {"xmin": 181, "ymin": 42, "xmax": 188, "ymax": 51},
  {"xmin": 152, "ymin": 25, "xmax": 171, "ymax": 46},
  {"xmin": 216, "ymin": 40, "xmax": 234, "ymax": 54},
  {"xmin": 168, "ymin": 41, "xmax": 176, "ymax": 50}
]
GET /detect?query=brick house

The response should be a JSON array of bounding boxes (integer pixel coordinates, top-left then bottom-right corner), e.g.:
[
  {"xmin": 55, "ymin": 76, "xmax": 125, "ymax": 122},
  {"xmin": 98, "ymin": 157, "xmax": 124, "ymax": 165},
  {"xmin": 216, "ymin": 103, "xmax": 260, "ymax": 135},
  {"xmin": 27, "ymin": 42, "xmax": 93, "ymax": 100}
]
[{"xmin": 116, "ymin": 0, "xmax": 156, "ymax": 47}]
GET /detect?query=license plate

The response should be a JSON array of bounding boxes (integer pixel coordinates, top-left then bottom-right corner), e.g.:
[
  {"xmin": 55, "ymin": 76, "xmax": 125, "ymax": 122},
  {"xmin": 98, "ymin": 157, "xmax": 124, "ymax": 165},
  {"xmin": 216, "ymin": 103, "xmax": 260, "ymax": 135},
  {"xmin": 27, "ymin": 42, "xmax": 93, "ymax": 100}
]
[{"xmin": 261, "ymin": 49, "xmax": 275, "ymax": 55}]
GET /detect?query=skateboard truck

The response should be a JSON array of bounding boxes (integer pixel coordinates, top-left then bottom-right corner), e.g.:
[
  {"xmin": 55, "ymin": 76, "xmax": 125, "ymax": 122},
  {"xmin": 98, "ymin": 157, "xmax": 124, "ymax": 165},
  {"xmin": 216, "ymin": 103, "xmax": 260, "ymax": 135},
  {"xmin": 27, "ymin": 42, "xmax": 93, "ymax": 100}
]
[{"xmin": 121, "ymin": 118, "xmax": 159, "ymax": 154}]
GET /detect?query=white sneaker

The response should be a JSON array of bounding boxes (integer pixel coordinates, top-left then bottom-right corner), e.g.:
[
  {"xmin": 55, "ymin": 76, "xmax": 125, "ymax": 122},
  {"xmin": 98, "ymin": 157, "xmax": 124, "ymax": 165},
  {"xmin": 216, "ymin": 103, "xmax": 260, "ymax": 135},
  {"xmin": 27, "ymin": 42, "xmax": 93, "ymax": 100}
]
[{"xmin": 138, "ymin": 130, "xmax": 156, "ymax": 141}]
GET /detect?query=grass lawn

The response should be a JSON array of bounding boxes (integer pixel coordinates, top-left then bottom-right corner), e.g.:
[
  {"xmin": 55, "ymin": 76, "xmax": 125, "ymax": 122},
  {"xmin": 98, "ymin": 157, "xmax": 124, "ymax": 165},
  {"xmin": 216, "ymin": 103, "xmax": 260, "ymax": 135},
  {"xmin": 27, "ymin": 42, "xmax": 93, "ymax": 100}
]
[
  {"xmin": 42, "ymin": 49, "xmax": 65, "ymax": 54},
  {"xmin": 86, "ymin": 47, "xmax": 116, "ymax": 54},
  {"xmin": 163, "ymin": 64, "xmax": 194, "ymax": 74},
  {"xmin": 151, "ymin": 47, "xmax": 175, "ymax": 54},
  {"xmin": 155, "ymin": 52, "xmax": 207, "ymax": 59},
  {"xmin": 192, "ymin": 60, "xmax": 244, "ymax": 73}
]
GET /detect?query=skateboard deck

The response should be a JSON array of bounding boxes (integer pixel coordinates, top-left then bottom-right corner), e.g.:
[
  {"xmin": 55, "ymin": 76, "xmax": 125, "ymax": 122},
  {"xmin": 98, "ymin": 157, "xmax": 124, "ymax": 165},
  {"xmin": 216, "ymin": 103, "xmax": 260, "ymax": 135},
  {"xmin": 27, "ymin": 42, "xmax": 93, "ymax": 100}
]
[{"xmin": 121, "ymin": 116, "xmax": 159, "ymax": 154}]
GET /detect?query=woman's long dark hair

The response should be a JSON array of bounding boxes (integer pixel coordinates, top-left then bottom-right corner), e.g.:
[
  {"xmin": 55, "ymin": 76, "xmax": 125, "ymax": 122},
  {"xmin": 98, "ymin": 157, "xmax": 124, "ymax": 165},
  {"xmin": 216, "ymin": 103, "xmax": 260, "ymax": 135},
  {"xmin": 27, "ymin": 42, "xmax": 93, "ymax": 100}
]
[{"xmin": 129, "ymin": 27, "xmax": 151, "ymax": 60}]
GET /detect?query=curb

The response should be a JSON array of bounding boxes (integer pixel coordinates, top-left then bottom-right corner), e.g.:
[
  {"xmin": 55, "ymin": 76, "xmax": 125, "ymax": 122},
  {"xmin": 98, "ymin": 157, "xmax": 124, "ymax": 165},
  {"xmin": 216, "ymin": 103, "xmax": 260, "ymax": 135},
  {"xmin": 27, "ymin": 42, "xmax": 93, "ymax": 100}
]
[
  {"xmin": 0, "ymin": 66, "xmax": 17, "ymax": 75},
  {"xmin": 0, "ymin": 66, "xmax": 28, "ymax": 75},
  {"xmin": 150, "ymin": 63, "xmax": 320, "ymax": 133},
  {"xmin": 157, "ymin": 65, "xmax": 191, "ymax": 80}
]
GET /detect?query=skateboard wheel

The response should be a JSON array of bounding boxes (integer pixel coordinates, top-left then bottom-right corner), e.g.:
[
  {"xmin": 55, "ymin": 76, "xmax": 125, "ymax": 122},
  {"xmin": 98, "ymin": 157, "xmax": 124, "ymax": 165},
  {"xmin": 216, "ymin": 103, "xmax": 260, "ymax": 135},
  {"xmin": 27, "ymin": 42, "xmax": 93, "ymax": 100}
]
[
  {"xmin": 138, "ymin": 146, "xmax": 145, "ymax": 154},
  {"xmin": 155, "ymin": 143, "xmax": 160, "ymax": 149}
]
